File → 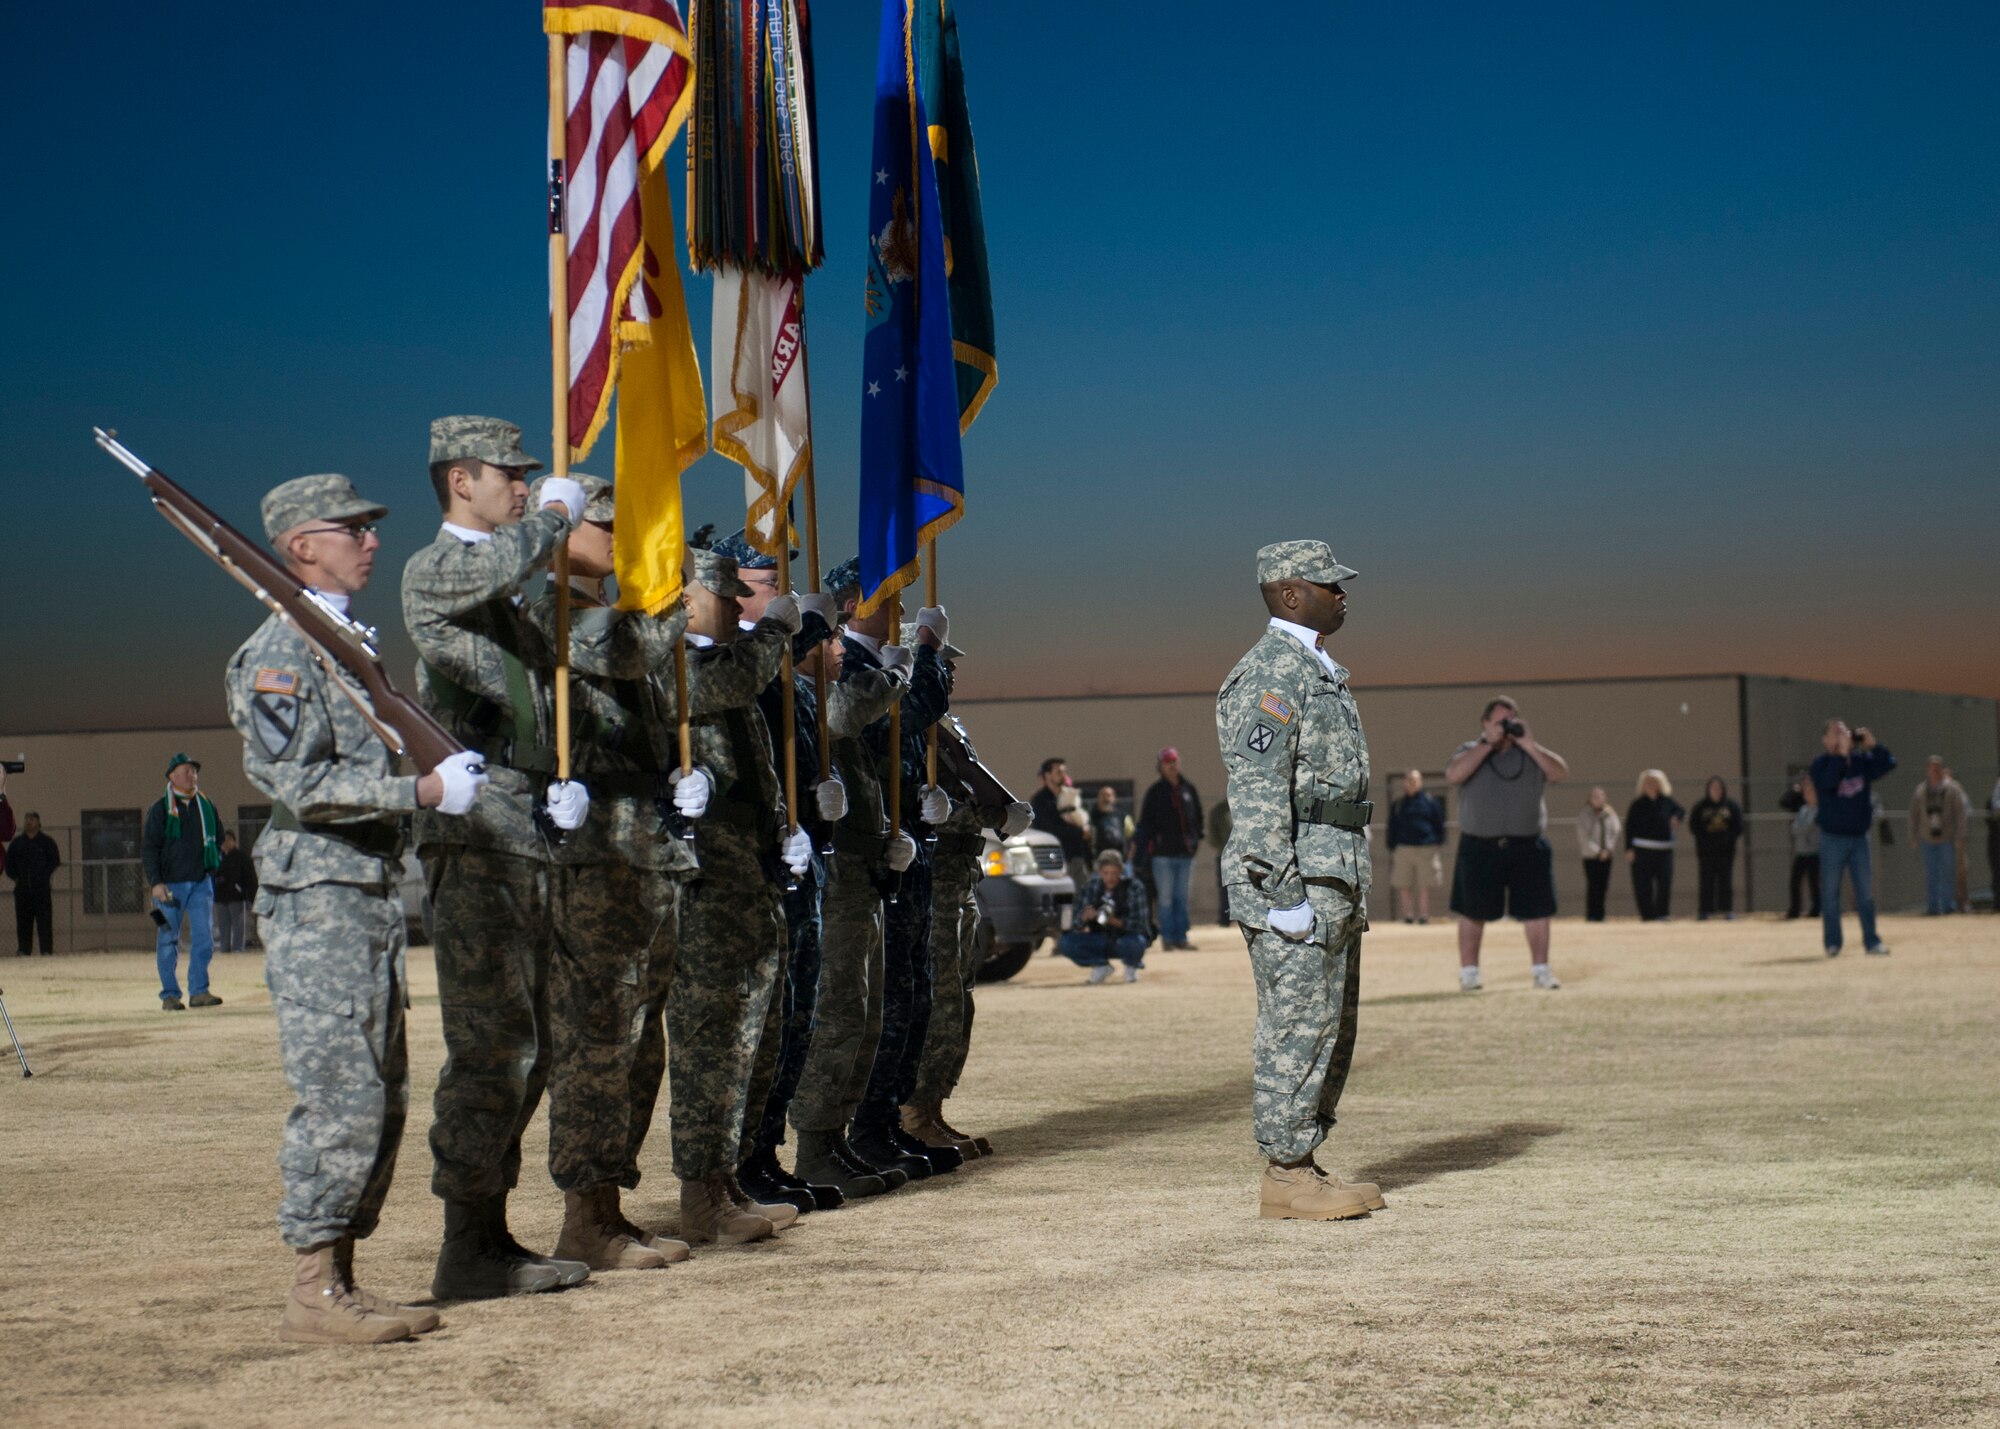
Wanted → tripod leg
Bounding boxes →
[0,990,31,1078]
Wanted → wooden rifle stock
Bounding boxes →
[933,717,1018,815]
[93,429,464,774]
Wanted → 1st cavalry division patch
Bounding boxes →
[1258,692,1294,724]
[253,668,300,696]
[1246,722,1277,753]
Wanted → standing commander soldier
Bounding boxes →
[1216,541,1383,1222]
[403,416,596,1300]
[227,473,489,1343]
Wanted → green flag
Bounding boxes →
[915,0,995,431]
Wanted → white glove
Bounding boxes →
[669,767,711,819]
[880,645,914,680]
[915,605,949,646]
[1266,899,1316,942]
[885,830,917,872]
[1000,801,1032,839]
[536,476,586,524]
[763,593,801,635]
[919,784,951,825]
[544,779,591,831]
[779,826,812,877]
[434,751,488,817]
[815,775,848,822]
[799,592,836,627]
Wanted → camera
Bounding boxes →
[1501,719,1526,738]
[0,755,23,774]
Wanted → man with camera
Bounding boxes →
[1058,848,1153,984]
[1444,697,1569,992]
[1807,719,1895,956]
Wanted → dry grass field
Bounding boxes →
[1,913,1996,1428]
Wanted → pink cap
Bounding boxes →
[1158,746,1180,763]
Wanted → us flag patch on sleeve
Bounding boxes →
[1258,692,1294,724]
[253,668,300,696]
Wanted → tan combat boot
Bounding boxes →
[1259,1162,1371,1221]
[279,1245,414,1344]
[332,1237,442,1334]
[1327,1170,1386,1211]
[724,1171,798,1231]
[901,1100,981,1160]
[679,1175,776,1245]
[554,1185,675,1270]
[606,1190,691,1263]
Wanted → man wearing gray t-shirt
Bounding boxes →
[1443,696,1570,992]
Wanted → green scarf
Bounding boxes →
[164,787,223,873]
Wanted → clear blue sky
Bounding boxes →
[4,1,1996,732]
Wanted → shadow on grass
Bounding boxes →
[1356,1121,1564,1190]
[986,1077,1250,1162]
[1749,956,1829,966]
[1365,990,1481,1007]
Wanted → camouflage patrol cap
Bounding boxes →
[261,473,389,544]
[688,547,754,597]
[428,415,543,471]
[530,471,615,523]
[900,621,966,659]
[710,527,796,571]
[824,556,861,595]
[1256,540,1358,586]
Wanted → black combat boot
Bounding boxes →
[768,1148,846,1211]
[834,1126,910,1189]
[795,1128,888,1199]
[849,1118,931,1182]
[737,1147,817,1216]
[431,1198,566,1301]
[892,1122,962,1174]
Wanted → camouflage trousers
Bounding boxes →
[547,861,678,1191]
[858,854,933,1125]
[427,845,672,1201]
[666,869,785,1178]
[788,861,884,1133]
[911,865,982,1104]
[746,879,825,1155]
[264,880,408,1249]
[1242,879,1364,1164]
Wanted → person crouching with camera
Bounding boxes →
[1058,849,1154,984]
[1443,697,1570,992]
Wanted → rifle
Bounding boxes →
[94,429,464,775]
[933,715,1019,816]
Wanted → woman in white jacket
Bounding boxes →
[1575,787,1622,922]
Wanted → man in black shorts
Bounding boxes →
[1443,696,1570,992]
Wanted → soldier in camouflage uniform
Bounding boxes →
[667,546,813,1244]
[522,474,704,1272]
[788,559,924,1195]
[228,473,491,1344]
[1216,540,1386,1222]
[401,416,598,1299]
[707,530,848,1215]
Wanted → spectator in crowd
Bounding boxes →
[1386,769,1445,925]
[1780,778,1821,919]
[1209,797,1233,925]
[1574,786,1621,923]
[1089,786,1129,863]
[1988,776,2000,912]
[1058,848,1153,984]
[1689,776,1745,921]
[1624,771,1682,922]
[212,830,258,952]
[0,767,12,854]
[1135,747,1204,951]
[8,808,61,957]
[1031,757,1092,886]
[1809,720,1895,957]
[1907,756,1968,916]
[1444,696,1569,992]
[143,752,224,1011]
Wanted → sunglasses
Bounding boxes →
[295,522,378,540]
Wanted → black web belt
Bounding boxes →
[1296,797,1374,831]
[268,801,405,862]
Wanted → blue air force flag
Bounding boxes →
[856,0,964,617]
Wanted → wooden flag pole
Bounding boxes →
[797,295,831,790]
[546,34,573,783]
[924,539,939,794]
[777,533,799,840]
[887,590,903,843]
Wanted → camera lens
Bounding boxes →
[1503,719,1526,737]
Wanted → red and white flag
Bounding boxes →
[547,0,694,460]
[712,269,811,554]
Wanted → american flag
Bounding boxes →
[546,0,693,460]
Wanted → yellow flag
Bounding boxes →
[614,162,708,615]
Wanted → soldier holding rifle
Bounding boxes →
[227,473,490,1344]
